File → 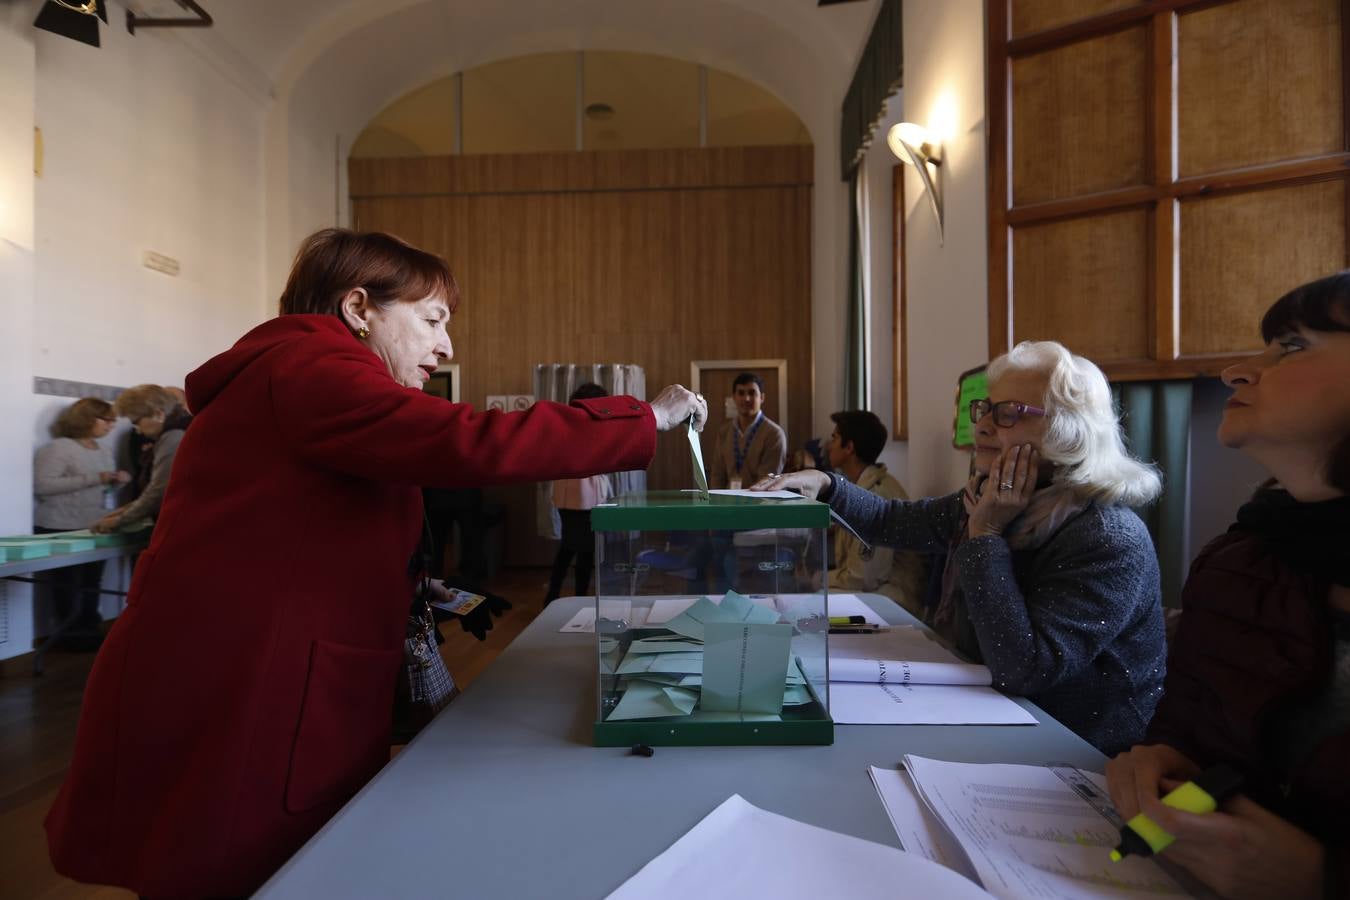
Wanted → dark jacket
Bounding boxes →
[827,475,1167,755]
[1146,524,1349,894]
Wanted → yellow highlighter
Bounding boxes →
[1110,764,1244,862]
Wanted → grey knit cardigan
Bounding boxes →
[826,473,1166,756]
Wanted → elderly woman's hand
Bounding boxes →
[965,443,1039,539]
[751,470,832,500]
[650,385,708,432]
[91,512,121,534]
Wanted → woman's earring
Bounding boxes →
[357,326,370,339]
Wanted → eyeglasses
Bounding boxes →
[970,399,1046,428]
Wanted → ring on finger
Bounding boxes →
[999,480,1014,491]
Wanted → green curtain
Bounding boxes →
[840,0,904,179]
[843,171,867,410]
[1111,381,1192,608]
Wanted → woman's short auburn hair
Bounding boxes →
[53,398,113,439]
[279,228,460,318]
[114,385,177,423]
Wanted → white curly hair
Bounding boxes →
[987,341,1162,507]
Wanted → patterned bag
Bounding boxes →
[392,599,457,744]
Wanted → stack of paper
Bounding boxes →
[560,591,877,634]
[870,757,1189,899]
[606,794,992,900]
[607,591,804,721]
[828,629,1036,726]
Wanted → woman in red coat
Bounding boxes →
[1107,273,1350,899]
[45,229,708,899]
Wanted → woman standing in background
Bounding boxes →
[33,398,130,649]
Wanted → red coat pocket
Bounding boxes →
[284,639,402,814]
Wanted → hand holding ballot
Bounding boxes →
[649,384,708,432]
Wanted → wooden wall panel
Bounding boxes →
[1010,0,1143,37]
[349,146,814,198]
[1011,26,1150,205]
[1012,209,1151,361]
[1179,179,1348,356]
[351,146,812,565]
[1178,0,1343,177]
[990,0,1350,381]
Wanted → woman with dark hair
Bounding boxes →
[1107,272,1350,899]
[46,229,708,899]
[34,398,130,648]
[545,383,613,605]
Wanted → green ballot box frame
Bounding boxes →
[590,491,835,748]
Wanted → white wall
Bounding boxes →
[0,7,39,660]
[0,8,274,660]
[33,18,270,387]
[888,0,989,498]
[863,95,910,484]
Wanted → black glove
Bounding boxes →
[453,599,494,641]
[483,591,511,618]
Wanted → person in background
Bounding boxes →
[164,385,188,411]
[33,398,130,649]
[708,372,786,489]
[129,385,188,493]
[93,385,191,533]
[756,341,1166,756]
[1107,273,1350,900]
[545,383,614,605]
[823,411,927,615]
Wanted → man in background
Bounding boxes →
[824,410,927,615]
[708,373,786,489]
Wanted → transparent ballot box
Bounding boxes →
[590,492,833,746]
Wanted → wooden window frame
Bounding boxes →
[987,0,1350,381]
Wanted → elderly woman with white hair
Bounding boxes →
[756,341,1165,754]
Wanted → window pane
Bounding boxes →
[707,70,810,147]
[583,52,699,150]
[351,78,457,158]
[463,53,575,154]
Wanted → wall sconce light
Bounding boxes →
[887,122,944,245]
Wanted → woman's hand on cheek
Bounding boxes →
[964,444,1039,539]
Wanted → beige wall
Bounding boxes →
[895,0,990,498]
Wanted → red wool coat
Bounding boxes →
[45,315,656,898]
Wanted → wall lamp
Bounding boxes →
[887,122,944,245]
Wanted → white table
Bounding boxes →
[258,594,1104,899]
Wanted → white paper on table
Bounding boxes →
[707,488,808,500]
[558,600,644,633]
[829,629,966,665]
[828,682,1037,725]
[902,755,1188,900]
[867,766,981,884]
[823,593,889,626]
[833,658,992,686]
[604,794,992,900]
